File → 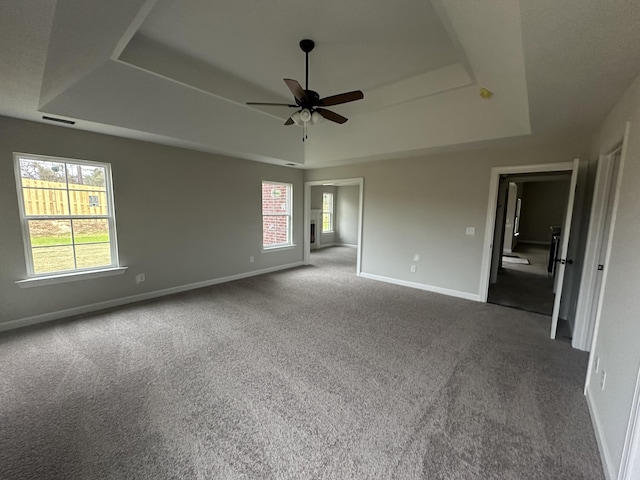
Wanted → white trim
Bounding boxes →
[13,152,121,278]
[577,126,629,353]
[550,158,580,339]
[262,180,293,249]
[585,125,630,387]
[619,366,640,479]
[360,272,481,302]
[586,389,616,480]
[304,177,364,275]
[15,266,128,288]
[261,244,296,253]
[479,162,574,302]
[0,262,303,332]
[573,155,610,350]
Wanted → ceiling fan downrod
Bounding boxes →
[299,39,315,91]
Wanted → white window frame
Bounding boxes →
[261,181,294,251]
[322,192,334,233]
[13,153,125,287]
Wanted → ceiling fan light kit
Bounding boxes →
[247,39,364,141]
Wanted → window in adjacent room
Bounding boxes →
[322,192,334,233]
[14,153,119,277]
[262,181,293,249]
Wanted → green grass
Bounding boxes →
[32,243,111,274]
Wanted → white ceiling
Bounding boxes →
[1,0,639,168]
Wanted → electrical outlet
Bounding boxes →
[466,227,476,235]
[135,273,145,284]
[600,370,607,390]
[410,265,417,273]
[250,256,255,263]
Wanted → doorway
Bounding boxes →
[304,178,363,275]
[488,175,571,318]
[479,160,580,339]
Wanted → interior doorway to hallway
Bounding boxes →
[479,160,582,340]
[303,178,363,276]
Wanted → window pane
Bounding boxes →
[22,188,70,216]
[262,183,289,215]
[263,215,290,246]
[274,216,290,244]
[32,245,75,274]
[323,213,331,231]
[68,190,108,215]
[323,193,333,213]
[28,220,72,247]
[67,164,106,189]
[19,158,66,188]
[73,219,110,244]
[263,216,277,246]
[75,243,111,269]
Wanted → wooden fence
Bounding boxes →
[22,179,108,216]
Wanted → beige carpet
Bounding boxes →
[0,247,603,479]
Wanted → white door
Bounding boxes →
[549,158,580,339]
[572,148,623,350]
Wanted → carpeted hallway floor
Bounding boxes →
[0,247,604,479]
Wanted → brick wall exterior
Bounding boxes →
[262,182,291,246]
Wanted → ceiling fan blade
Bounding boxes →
[247,102,297,107]
[284,78,307,103]
[316,108,348,124]
[284,117,295,125]
[318,90,364,107]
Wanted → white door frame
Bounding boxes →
[549,158,580,339]
[304,178,364,275]
[620,366,640,480]
[573,126,629,352]
[479,161,576,303]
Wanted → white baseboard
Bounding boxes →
[0,262,304,332]
[339,243,358,248]
[359,272,481,302]
[586,387,616,480]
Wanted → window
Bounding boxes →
[262,181,293,248]
[322,192,334,233]
[14,153,119,277]
[514,197,522,236]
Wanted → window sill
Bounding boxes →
[15,267,128,288]
[261,244,297,253]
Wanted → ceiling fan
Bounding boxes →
[247,39,364,140]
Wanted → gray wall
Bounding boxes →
[336,185,359,246]
[0,116,303,326]
[586,72,640,477]
[518,180,570,244]
[304,138,589,297]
